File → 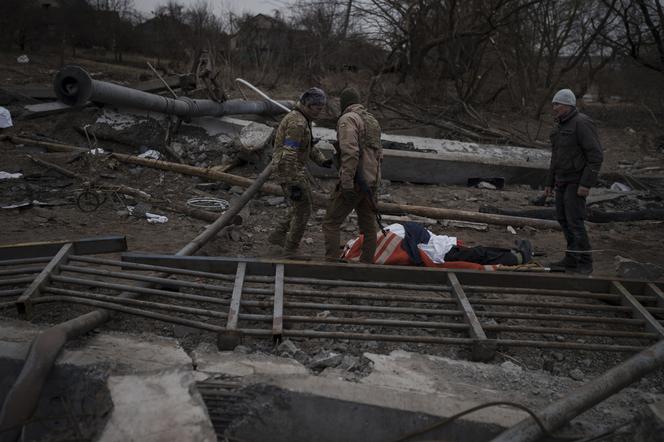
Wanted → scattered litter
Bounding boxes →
[468,177,505,189]
[128,205,168,223]
[186,197,229,212]
[16,54,29,64]
[441,220,488,231]
[88,148,106,156]
[0,106,13,128]
[507,226,517,234]
[610,182,631,192]
[0,171,22,180]
[477,181,497,190]
[146,213,168,223]
[138,149,161,160]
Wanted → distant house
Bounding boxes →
[231,14,289,55]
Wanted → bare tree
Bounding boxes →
[600,0,664,74]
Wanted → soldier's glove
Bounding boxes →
[321,159,334,169]
[289,185,303,201]
[342,189,355,203]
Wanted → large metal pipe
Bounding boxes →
[53,65,293,117]
[0,162,275,442]
[490,339,664,442]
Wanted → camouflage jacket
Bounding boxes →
[336,104,382,191]
[272,104,327,185]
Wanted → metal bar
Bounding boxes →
[72,255,235,283]
[0,236,126,260]
[32,295,223,332]
[226,262,246,330]
[481,309,643,325]
[465,286,634,303]
[0,266,44,277]
[0,277,34,287]
[273,264,284,337]
[490,339,664,442]
[0,257,51,267]
[612,281,664,338]
[449,273,487,340]
[44,287,227,319]
[485,325,656,340]
[60,264,236,293]
[646,283,664,309]
[448,273,492,360]
[279,330,644,352]
[51,275,230,305]
[469,298,662,314]
[229,312,653,340]
[75,256,461,304]
[16,243,73,318]
[121,254,648,298]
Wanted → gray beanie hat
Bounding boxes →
[340,87,361,112]
[552,88,576,107]
[300,87,327,106]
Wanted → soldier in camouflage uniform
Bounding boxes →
[323,87,383,263]
[268,87,333,255]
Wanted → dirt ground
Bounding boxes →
[1,52,664,440]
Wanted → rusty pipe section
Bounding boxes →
[0,162,275,442]
[53,65,293,117]
[490,338,664,442]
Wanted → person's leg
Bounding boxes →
[268,185,294,247]
[355,195,378,263]
[564,183,592,273]
[444,245,520,265]
[283,184,313,254]
[322,188,355,259]
[552,183,577,268]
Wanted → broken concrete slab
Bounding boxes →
[98,369,214,442]
[191,346,308,377]
[0,320,215,442]
[213,116,551,185]
[237,122,274,163]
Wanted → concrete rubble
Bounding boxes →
[3,319,662,441]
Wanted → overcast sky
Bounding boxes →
[132,0,289,18]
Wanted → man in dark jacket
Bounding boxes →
[544,89,603,274]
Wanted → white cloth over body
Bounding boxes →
[384,223,457,263]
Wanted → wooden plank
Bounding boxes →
[646,283,664,309]
[226,262,246,330]
[613,281,664,338]
[272,264,284,337]
[16,243,73,318]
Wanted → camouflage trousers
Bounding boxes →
[322,188,377,263]
[268,182,313,253]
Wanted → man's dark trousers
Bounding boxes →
[555,182,592,267]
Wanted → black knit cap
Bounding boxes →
[300,87,327,106]
[340,87,360,112]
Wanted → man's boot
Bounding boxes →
[571,251,593,275]
[515,239,533,264]
[548,254,577,270]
